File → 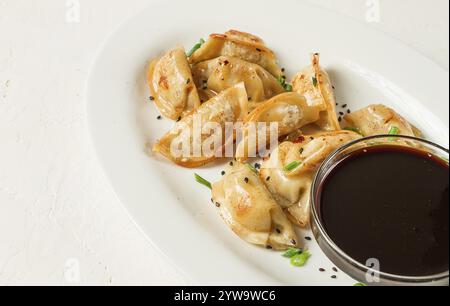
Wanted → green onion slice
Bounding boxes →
[186,38,206,57]
[246,163,258,174]
[282,248,303,258]
[312,76,318,87]
[194,173,212,190]
[284,161,301,172]
[290,251,311,267]
[388,126,400,135]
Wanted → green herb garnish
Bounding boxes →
[194,173,212,190]
[343,127,364,136]
[354,283,367,287]
[246,163,258,174]
[282,248,303,258]
[277,76,293,92]
[388,126,400,141]
[290,251,311,267]
[284,161,301,172]
[388,126,400,135]
[187,38,206,57]
[312,76,318,87]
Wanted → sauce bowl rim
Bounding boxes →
[310,134,449,284]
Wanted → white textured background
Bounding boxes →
[0,0,448,285]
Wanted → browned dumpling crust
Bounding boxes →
[191,56,285,107]
[292,53,340,131]
[260,130,362,227]
[148,47,201,120]
[153,83,248,168]
[343,104,422,137]
[236,92,322,162]
[188,30,283,77]
[212,161,299,250]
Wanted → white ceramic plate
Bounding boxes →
[87,0,449,285]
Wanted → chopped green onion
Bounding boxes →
[246,163,258,174]
[277,76,293,92]
[312,76,318,87]
[282,248,303,258]
[388,126,400,141]
[344,127,364,136]
[194,173,212,190]
[186,38,206,57]
[354,283,367,287]
[284,161,301,172]
[388,126,400,135]
[290,251,311,267]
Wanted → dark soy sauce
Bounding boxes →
[319,145,449,277]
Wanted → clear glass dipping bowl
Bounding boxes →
[310,135,449,286]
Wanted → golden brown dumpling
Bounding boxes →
[188,30,283,77]
[147,47,201,120]
[260,131,362,227]
[212,161,299,250]
[236,93,321,162]
[191,56,285,107]
[153,83,248,168]
[292,54,340,131]
[343,104,421,137]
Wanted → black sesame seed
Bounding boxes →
[266,245,273,250]
[339,112,344,116]
[216,203,221,208]
[266,177,271,181]
[310,137,314,140]
[338,117,342,122]
[244,177,249,184]
[186,78,191,84]
[342,104,348,108]
[177,117,182,122]
[256,48,262,52]
[221,171,226,176]
[331,275,337,279]
[276,229,281,234]
[319,268,326,272]
[300,148,304,154]
[281,68,286,73]
[248,97,252,101]
[347,109,351,114]
[229,161,234,167]
[254,163,261,170]
[149,96,155,101]
[333,267,339,273]
[157,115,162,120]
[291,240,297,245]
[305,236,312,241]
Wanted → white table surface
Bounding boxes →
[0,0,448,286]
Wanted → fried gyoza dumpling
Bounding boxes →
[191,56,285,107]
[147,47,201,120]
[236,93,321,162]
[292,54,340,131]
[212,161,299,250]
[153,83,248,168]
[188,30,283,77]
[260,131,362,227]
[343,104,421,137]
